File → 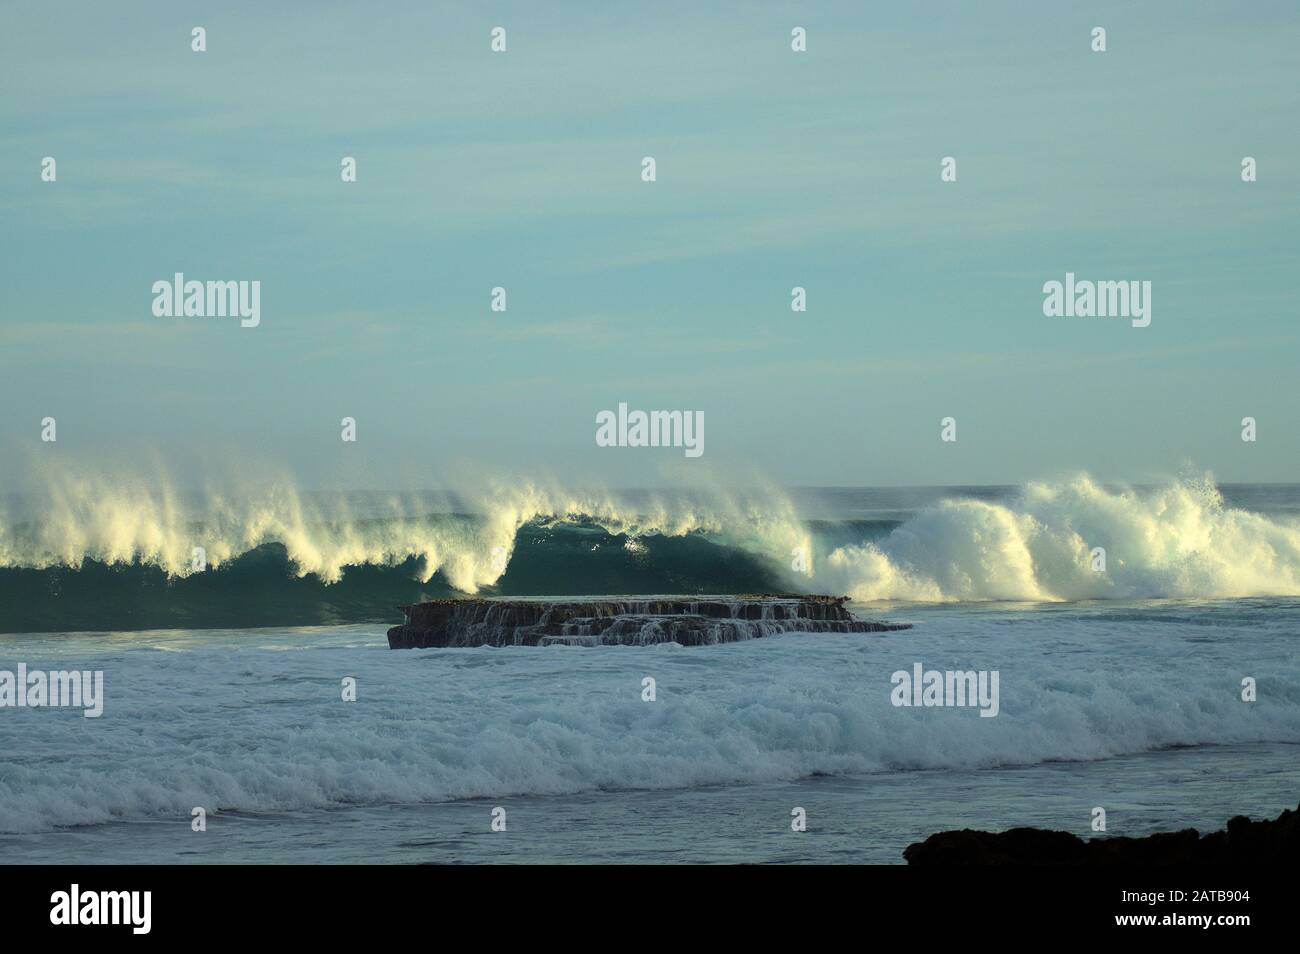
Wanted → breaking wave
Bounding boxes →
[2,468,1299,630]
[822,475,1300,602]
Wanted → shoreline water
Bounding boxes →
[3,742,1294,864]
[2,594,1297,862]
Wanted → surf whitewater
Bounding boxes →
[2,472,1300,632]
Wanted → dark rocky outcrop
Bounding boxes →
[387,594,911,648]
[903,801,1300,865]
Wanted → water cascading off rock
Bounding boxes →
[386,594,911,648]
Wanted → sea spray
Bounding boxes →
[0,466,812,593]
[822,474,1300,601]
[4,468,1300,607]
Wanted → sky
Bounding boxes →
[1,0,1297,492]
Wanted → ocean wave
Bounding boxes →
[0,468,805,591]
[822,475,1300,602]
[2,470,1300,632]
[1,620,1296,832]
[0,469,808,586]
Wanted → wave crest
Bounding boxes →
[823,475,1300,601]
[4,469,1300,609]
[0,468,811,594]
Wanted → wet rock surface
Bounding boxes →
[903,801,1300,865]
[387,594,911,648]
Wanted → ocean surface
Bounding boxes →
[1,477,1298,863]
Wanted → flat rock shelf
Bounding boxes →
[387,594,912,648]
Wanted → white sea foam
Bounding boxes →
[0,613,1295,833]
[822,475,1300,602]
